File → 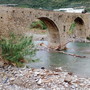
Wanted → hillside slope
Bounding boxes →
[0,0,90,11]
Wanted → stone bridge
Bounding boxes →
[0,6,90,49]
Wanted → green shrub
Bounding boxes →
[0,33,36,67]
[30,20,47,30]
[68,22,76,34]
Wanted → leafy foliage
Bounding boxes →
[0,33,36,67]
[30,20,47,30]
[0,0,90,11]
[68,22,76,34]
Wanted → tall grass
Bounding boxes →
[0,33,36,67]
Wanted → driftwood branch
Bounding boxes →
[55,41,86,58]
[39,41,86,58]
[53,50,86,58]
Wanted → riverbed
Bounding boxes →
[1,66,90,90]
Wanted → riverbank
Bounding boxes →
[0,66,90,90]
[1,30,90,90]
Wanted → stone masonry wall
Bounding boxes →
[0,6,90,49]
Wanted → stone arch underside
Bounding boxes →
[38,17,60,48]
[73,17,86,39]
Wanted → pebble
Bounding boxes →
[37,78,42,85]
[34,71,40,77]
[71,85,76,89]
[10,77,15,81]
[0,66,90,90]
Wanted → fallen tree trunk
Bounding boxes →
[39,41,86,58]
[50,40,86,58]
[53,50,86,58]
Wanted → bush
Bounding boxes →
[0,33,36,67]
[30,20,47,30]
[68,22,76,34]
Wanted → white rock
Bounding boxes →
[16,74,23,77]
[71,85,76,89]
[59,78,64,83]
[37,78,42,85]
[65,75,72,82]
[10,77,15,81]
[79,83,85,86]
[64,83,68,87]
[34,72,40,77]
[36,88,45,90]
[73,83,78,88]
[56,67,62,71]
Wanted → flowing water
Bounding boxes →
[27,41,90,77]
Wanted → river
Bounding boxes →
[26,41,90,77]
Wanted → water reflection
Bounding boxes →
[27,42,90,77]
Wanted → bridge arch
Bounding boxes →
[74,17,84,25]
[32,17,60,48]
[71,17,86,39]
